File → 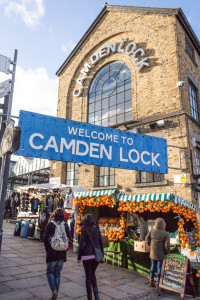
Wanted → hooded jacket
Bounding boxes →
[145,218,170,260]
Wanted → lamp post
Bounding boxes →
[0,49,18,252]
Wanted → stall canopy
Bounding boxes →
[74,190,196,212]
[74,189,117,198]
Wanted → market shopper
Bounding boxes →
[77,214,104,300]
[44,208,69,300]
[145,218,170,290]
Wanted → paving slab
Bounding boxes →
[99,285,131,299]
[0,266,28,276]
[0,290,34,300]
[27,285,66,300]
[59,281,87,298]
[3,276,47,289]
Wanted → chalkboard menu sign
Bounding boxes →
[162,254,186,290]
[159,254,195,300]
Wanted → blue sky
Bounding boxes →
[0,0,200,118]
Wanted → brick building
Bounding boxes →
[52,5,200,213]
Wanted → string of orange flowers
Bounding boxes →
[74,195,121,239]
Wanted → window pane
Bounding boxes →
[117,81,124,93]
[102,119,108,126]
[102,98,108,109]
[89,93,95,103]
[117,103,124,114]
[117,93,124,104]
[89,103,94,113]
[125,100,132,112]
[110,175,115,186]
[110,95,117,106]
[117,114,124,123]
[95,101,101,111]
[125,111,132,122]
[109,116,116,125]
[109,106,116,117]
[88,113,94,123]
[102,108,109,119]
[88,61,132,126]
[125,89,132,101]
[154,173,163,182]
[125,78,131,90]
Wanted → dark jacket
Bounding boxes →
[78,225,103,261]
[44,217,70,264]
[145,218,170,260]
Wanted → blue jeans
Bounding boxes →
[46,260,64,292]
[150,259,163,284]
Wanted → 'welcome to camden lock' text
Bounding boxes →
[29,126,160,167]
[73,38,150,99]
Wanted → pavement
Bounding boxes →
[0,221,198,300]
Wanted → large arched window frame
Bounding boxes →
[88,61,133,126]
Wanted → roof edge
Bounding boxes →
[56,5,200,76]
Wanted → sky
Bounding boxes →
[0,0,200,121]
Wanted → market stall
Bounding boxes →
[13,183,74,241]
[74,190,200,295]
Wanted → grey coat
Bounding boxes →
[145,218,170,260]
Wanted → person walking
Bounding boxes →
[44,208,69,300]
[77,214,104,300]
[145,217,170,290]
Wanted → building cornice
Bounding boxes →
[56,5,200,76]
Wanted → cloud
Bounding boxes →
[1,0,45,30]
[61,41,76,55]
[12,66,58,118]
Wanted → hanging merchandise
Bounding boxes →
[64,190,73,209]
[30,197,39,214]
[21,193,26,212]
[46,195,54,212]
[25,193,30,212]
[57,197,64,209]
[39,197,45,211]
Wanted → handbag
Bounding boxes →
[87,229,104,263]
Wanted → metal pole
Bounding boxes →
[0,49,18,252]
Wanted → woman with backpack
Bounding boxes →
[77,214,104,300]
[44,208,69,300]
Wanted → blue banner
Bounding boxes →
[16,110,168,173]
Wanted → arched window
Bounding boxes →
[88,61,132,126]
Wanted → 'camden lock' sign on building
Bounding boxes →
[16,110,168,174]
[73,38,149,99]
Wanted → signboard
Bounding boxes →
[0,54,11,74]
[174,174,186,184]
[159,254,195,299]
[0,125,21,157]
[16,110,168,173]
[49,177,60,185]
[0,124,14,157]
[0,79,11,98]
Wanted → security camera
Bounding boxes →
[177,81,186,87]
[76,162,83,167]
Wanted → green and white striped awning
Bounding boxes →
[74,189,117,198]
[118,192,196,212]
[73,190,196,212]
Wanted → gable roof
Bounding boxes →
[56,4,200,76]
